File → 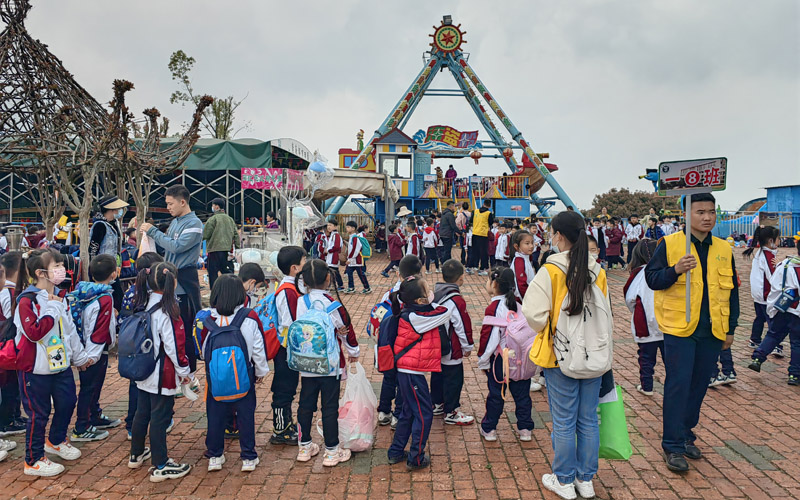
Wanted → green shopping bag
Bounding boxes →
[598,385,632,460]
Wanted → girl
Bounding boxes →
[197,275,269,473]
[0,251,27,436]
[623,240,663,396]
[294,259,359,467]
[15,249,91,477]
[127,262,192,483]
[522,211,611,500]
[387,275,451,470]
[477,268,534,442]
[744,226,782,351]
[510,230,536,300]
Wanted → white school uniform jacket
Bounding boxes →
[136,292,191,396]
[0,280,15,320]
[406,233,423,258]
[477,295,517,370]
[81,293,117,363]
[324,232,343,267]
[511,252,536,300]
[422,227,439,249]
[766,258,800,318]
[294,288,360,377]
[749,248,777,305]
[200,306,269,378]
[625,223,644,242]
[275,276,298,335]
[623,267,663,343]
[346,233,365,267]
[495,234,510,261]
[434,287,473,366]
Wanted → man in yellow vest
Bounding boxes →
[644,192,739,473]
[469,199,494,276]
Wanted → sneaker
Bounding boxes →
[406,453,431,471]
[91,414,122,429]
[270,425,298,445]
[345,288,355,294]
[636,384,653,396]
[789,375,800,386]
[149,459,191,483]
[45,439,81,460]
[241,457,259,472]
[128,447,151,469]
[322,446,351,467]
[296,442,320,462]
[542,473,577,500]
[748,340,759,349]
[0,449,6,462]
[709,374,726,387]
[166,418,174,434]
[390,415,398,430]
[479,427,497,442]
[71,426,109,442]
[127,430,132,441]
[465,268,474,275]
[748,359,762,372]
[0,439,17,452]
[337,287,346,292]
[425,271,432,275]
[0,420,26,436]
[432,403,444,416]
[478,271,488,276]
[380,272,389,278]
[208,454,226,471]
[722,373,737,385]
[224,428,239,439]
[444,411,475,426]
[361,288,372,294]
[387,451,408,465]
[530,380,543,392]
[24,457,65,477]
[772,345,785,358]
[518,429,532,442]
[575,479,595,498]
[378,412,392,426]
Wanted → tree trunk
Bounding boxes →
[78,206,91,281]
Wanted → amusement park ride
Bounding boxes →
[330,15,580,221]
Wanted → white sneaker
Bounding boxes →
[432,403,444,416]
[636,384,654,396]
[149,459,191,482]
[296,442,320,462]
[378,412,392,426]
[208,454,226,471]
[518,429,532,442]
[575,479,596,498]
[542,473,577,500]
[322,446,351,467]
[128,447,151,469]
[390,415,398,430]
[241,457,259,472]
[530,380,543,392]
[0,439,17,452]
[479,427,497,442]
[24,457,64,477]
[444,410,475,426]
[45,439,81,461]
[0,449,6,462]
[166,418,174,434]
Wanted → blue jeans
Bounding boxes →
[753,312,800,376]
[543,367,601,484]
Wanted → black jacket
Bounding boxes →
[439,207,459,239]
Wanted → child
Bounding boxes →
[405,221,423,260]
[605,219,625,269]
[422,218,440,275]
[323,221,345,292]
[625,214,644,265]
[646,217,664,240]
[588,218,607,262]
[748,238,800,385]
[494,224,511,267]
[744,227,782,351]
[624,240,664,395]
[0,262,17,461]
[510,230,536,300]
[15,249,91,477]
[478,268,534,442]
[387,275,451,470]
[127,261,192,482]
[294,259,359,466]
[271,246,306,445]
[197,275,269,472]
[344,221,371,294]
[432,260,474,425]
[71,254,120,442]
[488,223,498,268]
[465,224,474,274]
[377,255,421,428]
[239,262,267,308]
[382,224,405,278]
[375,223,387,253]
[0,251,27,436]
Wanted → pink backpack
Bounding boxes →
[482,311,540,382]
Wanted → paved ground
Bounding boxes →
[1,248,799,500]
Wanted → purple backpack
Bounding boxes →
[482,311,539,381]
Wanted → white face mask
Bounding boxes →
[590,252,599,261]
[550,235,561,253]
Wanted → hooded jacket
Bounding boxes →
[422,227,439,249]
[433,283,473,365]
[394,303,450,374]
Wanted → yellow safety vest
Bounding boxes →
[653,232,735,341]
[473,210,491,237]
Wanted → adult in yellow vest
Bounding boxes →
[644,193,739,473]
[469,199,494,276]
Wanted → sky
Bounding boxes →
[23,0,800,211]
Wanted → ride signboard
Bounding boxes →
[657,157,727,196]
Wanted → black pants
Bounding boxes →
[112,279,124,312]
[125,380,137,431]
[472,235,489,270]
[0,372,21,427]
[207,387,257,459]
[751,302,769,344]
[297,376,340,448]
[481,355,533,432]
[346,265,370,290]
[271,346,299,433]
[424,248,440,271]
[627,241,638,264]
[18,370,76,465]
[75,353,108,433]
[382,259,401,275]
[439,237,453,263]
[430,363,465,414]
[329,266,344,289]
[607,255,625,268]
[178,294,198,373]
[131,389,174,468]
[637,341,665,393]
[460,240,468,265]
[207,251,229,290]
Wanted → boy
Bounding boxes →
[323,221,345,291]
[421,218,440,275]
[588,218,607,262]
[494,224,510,266]
[382,224,405,278]
[432,259,474,425]
[375,223,387,253]
[646,217,665,240]
[344,221,371,294]
[405,221,423,259]
[605,219,625,269]
[71,254,119,442]
[625,214,644,265]
[239,262,266,308]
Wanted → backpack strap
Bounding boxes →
[232,307,252,329]
[436,292,458,306]
[481,316,507,327]
[326,301,342,314]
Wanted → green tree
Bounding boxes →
[588,188,679,219]
[168,50,247,140]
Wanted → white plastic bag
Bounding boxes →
[139,232,156,254]
[329,362,377,452]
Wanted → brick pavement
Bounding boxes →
[1,248,799,499]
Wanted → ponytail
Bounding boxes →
[391,275,426,314]
[551,211,591,316]
[744,226,780,259]
[490,267,518,312]
[150,262,180,320]
[390,290,402,315]
[131,267,150,312]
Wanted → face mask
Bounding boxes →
[114,208,124,220]
[590,252,599,261]
[46,268,66,286]
[426,291,435,304]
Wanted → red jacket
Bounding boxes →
[605,227,623,257]
[488,230,497,254]
[388,233,405,261]
[394,304,450,373]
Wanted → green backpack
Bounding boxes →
[357,235,372,260]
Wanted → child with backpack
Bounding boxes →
[292,259,359,467]
[422,218,441,275]
[381,224,406,278]
[431,259,474,425]
[623,240,664,396]
[239,262,267,308]
[70,254,120,443]
[322,221,345,292]
[744,227,783,352]
[14,249,92,477]
[196,275,269,472]
[0,251,27,436]
[510,230,536,300]
[522,211,613,500]
[477,267,534,442]
[405,221,423,260]
[386,275,451,470]
[126,262,192,483]
[0,262,18,461]
[344,221,371,294]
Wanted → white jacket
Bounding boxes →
[625,223,644,242]
[749,248,777,305]
[201,305,269,378]
[766,258,800,318]
[477,295,513,371]
[136,292,192,396]
[81,296,117,363]
[495,233,510,261]
[623,269,663,343]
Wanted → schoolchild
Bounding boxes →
[0,252,26,436]
[344,221,371,294]
[322,221,345,292]
[743,227,782,351]
[422,218,441,274]
[510,230,536,300]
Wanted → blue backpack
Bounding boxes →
[118,305,162,382]
[287,295,341,376]
[201,308,253,402]
[66,282,112,342]
[252,282,295,348]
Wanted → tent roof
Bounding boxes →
[153,137,312,171]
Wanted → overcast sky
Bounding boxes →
[24,0,799,211]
